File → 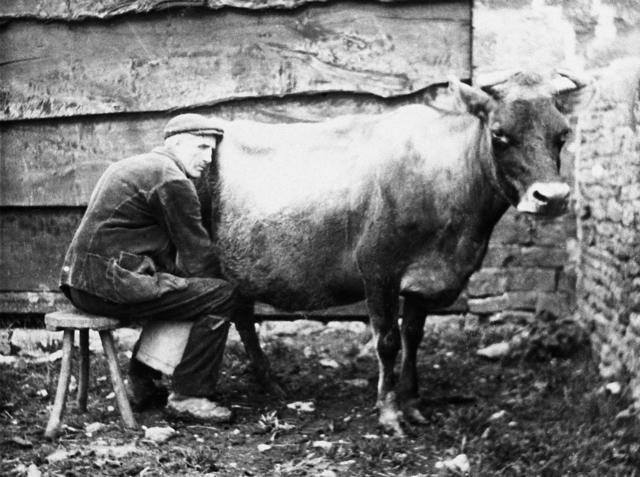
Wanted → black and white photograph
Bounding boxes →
[1,0,639,475]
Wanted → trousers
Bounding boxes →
[67,277,236,397]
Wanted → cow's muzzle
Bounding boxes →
[516,182,570,216]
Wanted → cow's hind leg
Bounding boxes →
[398,296,428,424]
[365,280,404,436]
[234,300,286,398]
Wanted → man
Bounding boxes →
[60,113,235,423]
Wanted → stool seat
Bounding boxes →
[45,310,123,331]
[44,308,137,438]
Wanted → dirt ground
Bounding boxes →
[1,318,639,477]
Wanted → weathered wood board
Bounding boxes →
[0,1,470,120]
[0,0,472,314]
[0,208,83,291]
[0,0,447,20]
[0,88,444,207]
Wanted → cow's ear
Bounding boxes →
[552,69,598,115]
[449,76,495,121]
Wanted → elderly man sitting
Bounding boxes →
[60,113,235,422]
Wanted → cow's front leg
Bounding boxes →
[364,280,404,436]
[398,296,428,424]
[234,300,286,398]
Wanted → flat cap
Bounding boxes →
[164,113,225,139]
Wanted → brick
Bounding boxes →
[489,310,535,325]
[467,268,508,297]
[508,268,557,292]
[606,198,624,223]
[468,295,509,314]
[622,207,636,227]
[468,267,559,299]
[505,291,540,310]
[491,211,532,245]
[530,219,571,246]
[535,292,573,317]
[621,184,640,201]
[482,245,568,268]
[557,268,576,295]
[0,330,11,355]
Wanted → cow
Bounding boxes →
[197,71,588,435]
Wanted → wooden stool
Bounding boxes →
[44,309,137,438]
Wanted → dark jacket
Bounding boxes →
[60,146,218,304]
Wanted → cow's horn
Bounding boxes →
[474,69,520,89]
[552,69,594,93]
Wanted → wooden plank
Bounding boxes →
[0,0,450,21]
[0,87,445,206]
[0,208,83,291]
[0,2,470,120]
[0,1,331,20]
[0,292,70,314]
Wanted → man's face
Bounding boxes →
[172,134,218,178]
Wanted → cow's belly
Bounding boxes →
[216,208,365,311]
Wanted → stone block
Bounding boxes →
[536,292,573,317]
[505,291,540,310]
[621,207,636,227]
[468,267,556,297]
[0,329,11,355]
[482,245,568,268]
[425,314,467,332]
[468,295,509,314]
[556,267,577,294]
[491,211,532,244]
[508,268,557,292]
[467,268,508,297]
[621,183,640,201]
[606,198,624,223]
[530,219,571,246]
[489,310,535,325]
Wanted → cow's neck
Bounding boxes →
[437,113,510,235]
[425,114,510,270]
[466,121,511,234]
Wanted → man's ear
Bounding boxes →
[448,76,495,121]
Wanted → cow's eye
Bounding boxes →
[491,130,511,147]
[556,129,571,149]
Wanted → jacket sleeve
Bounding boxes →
[150,177,220,277]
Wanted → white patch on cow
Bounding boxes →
[217,106,477,218]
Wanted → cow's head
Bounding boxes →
[449,70,591,216]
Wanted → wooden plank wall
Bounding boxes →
[0,0,472,313]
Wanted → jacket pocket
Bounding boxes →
[105,253,188,304]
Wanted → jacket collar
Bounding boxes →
[152,146,188,176]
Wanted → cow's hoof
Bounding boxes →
[404,403,428,425]
[378,395,406,437]
[378,407,406,437]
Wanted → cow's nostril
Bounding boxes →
[532,190,549,203]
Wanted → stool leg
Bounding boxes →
[45,329,74,439]
[99,330,137,429]
[77,329,89,411]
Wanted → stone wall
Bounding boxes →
[576,59,640,403]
